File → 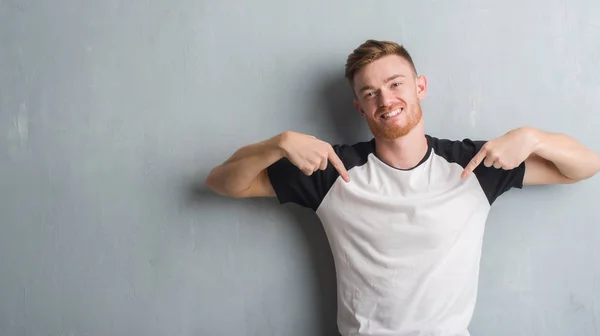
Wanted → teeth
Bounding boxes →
[382,109,402,119]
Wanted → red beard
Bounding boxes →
[366,103,423,140]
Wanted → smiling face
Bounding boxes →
[351,54,427,140]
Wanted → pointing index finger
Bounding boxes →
[461,147,487,179]
[327,147,350,182]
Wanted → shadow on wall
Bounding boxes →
[187,181,340,336]
[314,70,370,146]
[184,69,369,336]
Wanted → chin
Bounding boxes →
[384,128,412,139]
[369,124,412,140]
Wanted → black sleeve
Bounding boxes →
[437,138,526,205]
[266,144,347,211]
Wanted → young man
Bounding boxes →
[206,39,600,336]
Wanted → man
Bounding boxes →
[205,39,600,336]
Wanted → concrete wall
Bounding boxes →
[1,0,599,335]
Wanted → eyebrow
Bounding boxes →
[358,74,406,93]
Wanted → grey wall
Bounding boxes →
[1,1,599,335]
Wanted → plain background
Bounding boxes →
[1,0,599,335]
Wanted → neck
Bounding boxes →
[374,119,428,170]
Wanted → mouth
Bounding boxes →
[380,107,403,120]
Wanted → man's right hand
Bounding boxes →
[277,131,350,182]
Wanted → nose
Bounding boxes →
[378,88,396,107]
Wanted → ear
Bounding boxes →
[416,75,427,100]
[353,98,366,117]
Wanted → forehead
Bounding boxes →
[353,55,414,89]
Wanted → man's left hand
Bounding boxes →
[461,127,539,179]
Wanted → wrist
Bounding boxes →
[522,126,544,154]
[269,132,289,159]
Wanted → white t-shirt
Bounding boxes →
[267,135,525,336]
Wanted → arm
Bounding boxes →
[205,131,350,198]
[524,128,600,185]
[205,135,283,198]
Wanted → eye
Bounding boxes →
[391,82,402,88]
[364,91,376,99]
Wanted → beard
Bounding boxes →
[366,103,423,140]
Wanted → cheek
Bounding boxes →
[394,87,415,100]
[358,100,377,115]
[366,106,379,118]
